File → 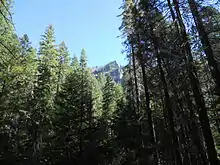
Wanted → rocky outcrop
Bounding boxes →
[92,61,123,83]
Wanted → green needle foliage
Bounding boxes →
[0,0,220,164]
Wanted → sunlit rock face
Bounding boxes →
[92,61,123,83]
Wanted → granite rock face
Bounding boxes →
[92,61,123,83]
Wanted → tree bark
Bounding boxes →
[151,31,183,165]
[131,42,140,113]
[188,0,220,95]
[137,41,158,165]
[166,1,209,164]
[172,0,219,164]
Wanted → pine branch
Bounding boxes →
[0,0,15,29]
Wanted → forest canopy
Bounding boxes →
[0,0,220,165]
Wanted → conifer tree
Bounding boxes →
[57,41,70,92]
[27,25,59,163]
[1,0,220,164]
[102,75,116,118]
[38,25,59,96]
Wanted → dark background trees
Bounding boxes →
[0,0,220,164]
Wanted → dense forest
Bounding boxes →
[0,0,220,164]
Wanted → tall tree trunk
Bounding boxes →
[183,87,208,165]
[139,53,155,144]
[166,1,209,164]
[137,43,158,165]
[172,0,219,164]
[131,42,140,113]
[128,57,136,112]
[163,59,193,165]
[188,0,220,95]
[151,30,183,165]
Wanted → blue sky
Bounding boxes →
[13,0,127,67]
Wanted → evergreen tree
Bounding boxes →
[1,0,220,164]
[57,41,70,92]
[102,75,116,118]
[38,25,59,96]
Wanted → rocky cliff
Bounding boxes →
[92,61,123,83]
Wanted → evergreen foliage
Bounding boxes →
[0,0,220,164]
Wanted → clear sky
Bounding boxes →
[13,0,127,67]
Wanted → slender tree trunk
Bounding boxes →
[171,0,219,164]
[183,87,208,165]
[139,52,155,144]
[188,0,220,94]
[166,1,209,164]
[151,30,183,165]
[128,57,136,112]
[137,43,158,165]
[131,42,140,113]
[163,59,193,165]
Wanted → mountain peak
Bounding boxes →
[92,61,123,83]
